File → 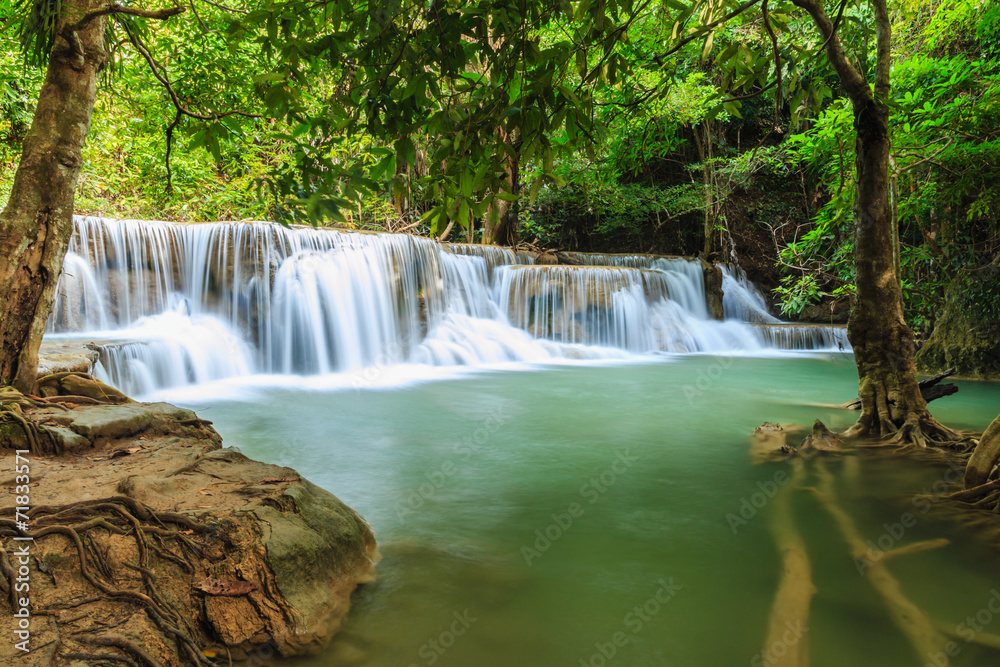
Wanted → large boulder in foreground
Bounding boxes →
[0,393,377,665]
[916,263,1000,379]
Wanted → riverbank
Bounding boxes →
[0,379,377,665]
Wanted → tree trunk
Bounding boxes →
[691,125,712,257]
[842,97,930,438]
[486,127,521,246]
[0,2,108,392]
[840,86,956,443]
[793,0,958,445]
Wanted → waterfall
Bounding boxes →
[47,216,850,395]
[720,265,781,324]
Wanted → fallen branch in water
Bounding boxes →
[841,368,957,410]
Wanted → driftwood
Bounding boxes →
[841,368,958,410]
[553,252,585,265]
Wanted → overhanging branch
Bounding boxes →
[69,3,185,33]
[652,0,763,65]
[791,0,869,103]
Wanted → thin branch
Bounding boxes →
[871,0,891,99]
[120,21,260,122]
[652,0,763,65]
[791,0,869,103]
[575,0,653,94]
[720,78,778,103]
[761,0,782,124]
[895,137,955,173]
[164,109,183,192]
[817,0,850,55]
[193,0,248,14]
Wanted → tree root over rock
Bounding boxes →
[0,498,214,666]
[0,393,378,665]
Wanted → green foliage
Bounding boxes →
[0,0,997,347]
[955,265,1000,323]
[778,1,1000,328]
[773,274,823,316]
[12,0,62,66]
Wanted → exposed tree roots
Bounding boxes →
[843,407,971,451]
[0,497,216,666]
[1,380,129,456]
[762,465,813,667]
[812,461,948,662]
[753,433,1000,664]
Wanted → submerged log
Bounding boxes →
[841,367,958,410]
[553,251,584,265]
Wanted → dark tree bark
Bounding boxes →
[0,1,110,392]
[792,0,957,444]
[485,127,521,246]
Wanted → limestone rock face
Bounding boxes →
[790,297,850,324]
[37,341,100,376]
[917,264,1000,379]
[700,259,724,320]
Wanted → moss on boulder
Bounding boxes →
[916,263,1000,379]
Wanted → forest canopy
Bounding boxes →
[1,0,998,330]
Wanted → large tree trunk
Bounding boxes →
[842,98,954,443]
[0,2,108,392]
[794,0,957,445]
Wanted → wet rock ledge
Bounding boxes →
[0,378,377,665]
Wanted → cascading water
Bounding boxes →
[572,254,849,351]
[720,265,781,323]
[47,216,850,396]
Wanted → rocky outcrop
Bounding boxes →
[700,259,724,320]
[37,341,100,376]
[0,387,376,665]
[789,297,850,324]
[916,263,1000,379]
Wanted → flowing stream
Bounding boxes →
[41,217,1000,666]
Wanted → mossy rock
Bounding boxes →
[916,263,1000,379]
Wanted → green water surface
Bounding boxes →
[177,355,1000,667]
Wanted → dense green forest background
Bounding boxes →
[1,0,997,333]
